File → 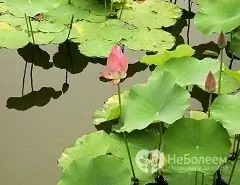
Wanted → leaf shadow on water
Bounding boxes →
[18,43,53,69]
[162,13,187,49]
[192,41,220,60]
[53,40,106,74]
[6,87,62,111]
[190,85,217,112]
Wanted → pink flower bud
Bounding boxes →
[100,44,128,84]
[205,71,216,93]
[217,32,227,49]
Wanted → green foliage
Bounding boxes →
[120,70,190,132]
[163,118,231,174]
[194,0,240,34]
[211,93,240,135]
[0,0,181,57]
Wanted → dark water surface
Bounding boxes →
[0,1,239,185]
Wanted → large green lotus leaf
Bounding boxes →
[93,91,129,125]
[164,172,212,185]
[141,44,195,65]
[33,32,54,45]
[163,118,231,174]
[0,14,25,27]
[109,130,159,185]
[58,155,131,185]
[37,21,65,33]
[122,28,175,51]
[79,38,115,57]
[119,70,190,132]
[223,67,240,82]
[154,57,240,94]
[97,19,135,42]
[230,28,240,57]
[5,0,61,17]
[44,3,90,25]
[71,21,100,43]
[0,30,28,48]
[0,2,7,13]
[58,131,111,170]
[120,0,181,28]
[211,93,240,135]
[194,0,240,34]
[221,160,240,185]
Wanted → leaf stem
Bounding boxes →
[104,0,107,20]
[207,93,212,118]
[68,0,71,4]
[229,31,234,69]
[228,134,240,185]
[201,173,204,185]
[24,14,30,37]
[117,83,137,183]
[195,171,198,185]
[119,0,126,20]
[218,48,223,94]
[66,14,74,41]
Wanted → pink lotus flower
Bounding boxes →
[100,44,128,84]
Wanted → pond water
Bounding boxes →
[0,1,239,185]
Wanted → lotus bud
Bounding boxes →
[217,32,227,49]
[205,71,216,93]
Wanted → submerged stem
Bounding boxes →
[117,83,137,182]
[218,48,223,94]
[207,93,212,118]
[228,135,240,185]
[28,16,35,92]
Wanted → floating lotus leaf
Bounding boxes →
[0,2,7,13]
[37,21,65,33]
[80,38,115,57]
[120,70,190,132]
[93,91,129,125]
[211,93,240,135]
[44,3,90,25]
[122,28,175,51]
[120,0,182,28]
[194,0,240,34]
[5,0,61,17]
[141,44,195,65]
[33,32,54,45]
[58,155,131,185]
[0,30,28,48]
[163,118,231,174]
